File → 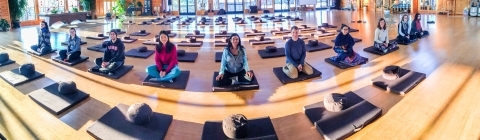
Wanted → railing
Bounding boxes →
[20,7,37,21]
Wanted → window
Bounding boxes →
[197,0,207,10]
[104,1,116,14]
[245,0,255,7]
[172,0,179,11]
[214,0,226,10]
[21,0,36,21]
[68,0,79,12]
[316,0,327,8]
[38,0,66,14]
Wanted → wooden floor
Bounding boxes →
[1,10,480,140]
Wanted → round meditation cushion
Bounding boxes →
[156,17,161,20]
[308,40,319,46]
[255,36,265,41]
[190,37,197,43]
[19,63,35,76]
[165,30,172,34]
[220,30,227,34]
[317,28,326,33]
[128,21,133,23]
[194,30,201,35]
[263,15,269,17]
[295,17,300,20]
[201,21,205,25]
[202,17,206,20]
[323,93,347,112]
[176,16,180,18]
[286,16,292,19]
[301,25,307,28]
[123,36,131,40]
[265,46,277,53]
[177,50,186,56]
[182,21,186,25]
[222,114,248,139]
[278,27,283,31]
[151,19,155,22]
[97,33,104,37]
[250,16,255,18]
[0,52,9,62]
[137,46,148,52]
[382,65,400,80]
[251,29,258,33]
[322,23,328,27]
[58,81,77,95]
[166,19,171,22]
[127,103,153,125]
[114,29,121,33]
[162,15,166,18]
[140,30,146,33]
[142,21,147,24]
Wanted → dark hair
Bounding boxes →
[69,28,77,37]
[156,30,175,53]
[414,13,421,21]
[377,18,386,30]
[226,33,244,51]
[291,26,299,31]
[402,14,409,22]
[41,21,49,32]
[340,24,350,34]
[109,29,118,36]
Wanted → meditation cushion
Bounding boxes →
[98,33,104,37]
[0,52,9,62]
[254,17,260,20]
[322,23,328,26]
[323,93,347,112]
[142,21,147,24]
[278,14,283,16]
[128,21,133,23]
[19,63,35,76]
[127,103,153,125]
[58,81,77,95]
[317,28,326,33]
[189,37,197,43]
[220,30,227,34]
[286,16,292,19]
[218,17,223,20]
[239,20,245,24]
[301,25,307,28]
[194,30,201,35]
[382,65,400,80]
[156,17,161,20]
[137,46,148,52]
[250,16,255,18]
[166,19,171,22]
[255,36,265,41]
[295,17,300,20]
[165,30,172,34]
[163,15,166,18]
[263,15,269,17]
[252,29,258,33]
[114,29,121,33]
[278,27,284,31]
[222,114,248,139]
[151,19,155,22]
[177,50,186,56]
[265,46,277,53]
[140,30,146,34]
[220,21,225,24]
[222,37,229,43]
[269,17,275,20]
[176,16,180,18]
[200,21,205,24]
[123,36,131,39]
[308,40,319,46]
[181,21,186,25]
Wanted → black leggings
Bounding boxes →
[216,69,251,87]
[59,50,81,61]
[94,58,124,73]
[396,35,411,44]
[415,31,429,38]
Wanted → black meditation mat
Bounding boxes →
[305,42,333,52]
[138,22,152,25]
[304,91,365,123]
[201,116,278,140]
[318,24,338,28]
[88,65,134,79]
[324,57,355,69]
[177,41,203,47]
[142,71,190,89]
[258,48,285,59]
[0,59,15,67]
[212,71,260,92]
[290,19,304,21]
[125,49,154,58]
[336,28,359,32]
[331,38,362,43]
[363,46,399,55]
[0,69,45,86]
[178,52,198,62]
[185,33,206,38]
[122,38,138,43]
[303,91,382,140]
[51,55,89,66]
[371,68,426,95]
[214,33,232,38]
[106,31,126,34]
[215,52,222,62]
[142,41,159,45]
[28,82,90,115]
[270,30,290,35]
[129,32,151,36]
[86,36,108,40]
[28,49,57,56]
[168,33,177,37]
[272,64,322,84]
[397,38,417,45]
[244,32,266,36]
[214,41,228,46]
[282,36,308,40]
[86,103,173,140]
[86,44,106,52]
[61,41,87,46]
[249,39,275,45]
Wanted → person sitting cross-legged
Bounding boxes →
[215,33,253,86]
[146,30,181,83]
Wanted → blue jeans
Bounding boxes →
[146,64,181,81]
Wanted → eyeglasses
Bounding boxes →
[342,29,349,31]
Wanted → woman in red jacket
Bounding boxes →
[146,30,181,82]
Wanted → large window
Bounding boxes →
[179,0,195,14]
[260,0,273,9]
[245,0,255,7]
[227,0,243,13]
[172,0,179,11]
[21,0,36,21]
[419,0,435,10]
[197,0,207,10]
[214,0,226,10]
[316,0,328,9]
[68,0,79,12]
[39,0,66,14]
[274,0,293,12]
[103,1,116,14]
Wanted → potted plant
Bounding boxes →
[50,7,59,14]
[8,0,28,28]
[136,1,143,10]
[0,19,10,31]
[79,0,93,11]
[72,6,79,12]
[113,0,126,18]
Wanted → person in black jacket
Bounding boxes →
[410,13,429,39]
[89,30,125,74]
[397,14,413,44]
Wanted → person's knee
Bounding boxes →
[146,65,158,73]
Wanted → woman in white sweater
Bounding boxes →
[374,18,397,53]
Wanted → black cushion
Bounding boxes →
[286,16,291,19]
[363,45,399,55]
[98,33,104,37]
[123,36,131,39]
[125,49,154,58]
[212,71,260,92]
[128,21,133,23]
[0,52,9,62]
[258,48,285,59]
[177,52,198,62]
[190,37,197,43]
[382,66,400,80]
[177,50,186,56]
[223,114,248,139]
[58,81,77,95]
[194,30,201,35]
[201,117,278,140]
[256,36,265,41]
[165,30,172,34]
[142,21,147,24]
[86,103,173,140]
[272,64,322,84]
[19,63,35,76]
[140,30,146,33]
[127,103,153,125]
[308,40,318,46]
[28,82,89,115]
[142,71,190,89]
[252,29,258,33]
[129,32,151,36]
[278,27,284,31]
[215,52,223,62]
[0,58,14,67]
[371,68,426,95]
[151,19,155,22]
[88,65,134,79]
[137,46,148,52]
[301,25,307,28]
[324,93,347,112]
[265,46,277,53]
[220,30,227,34]
[322,23,329,26]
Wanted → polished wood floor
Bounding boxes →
[1,10,480,140]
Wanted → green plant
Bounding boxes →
[79,0,94,11]
[0,19,10,31]
[112,0,126,16]
[136,1,142,8]
[50,8,59,14]
[72,6,79,12]
[8,0,28,21]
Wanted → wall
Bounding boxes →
[0,0,11,23]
